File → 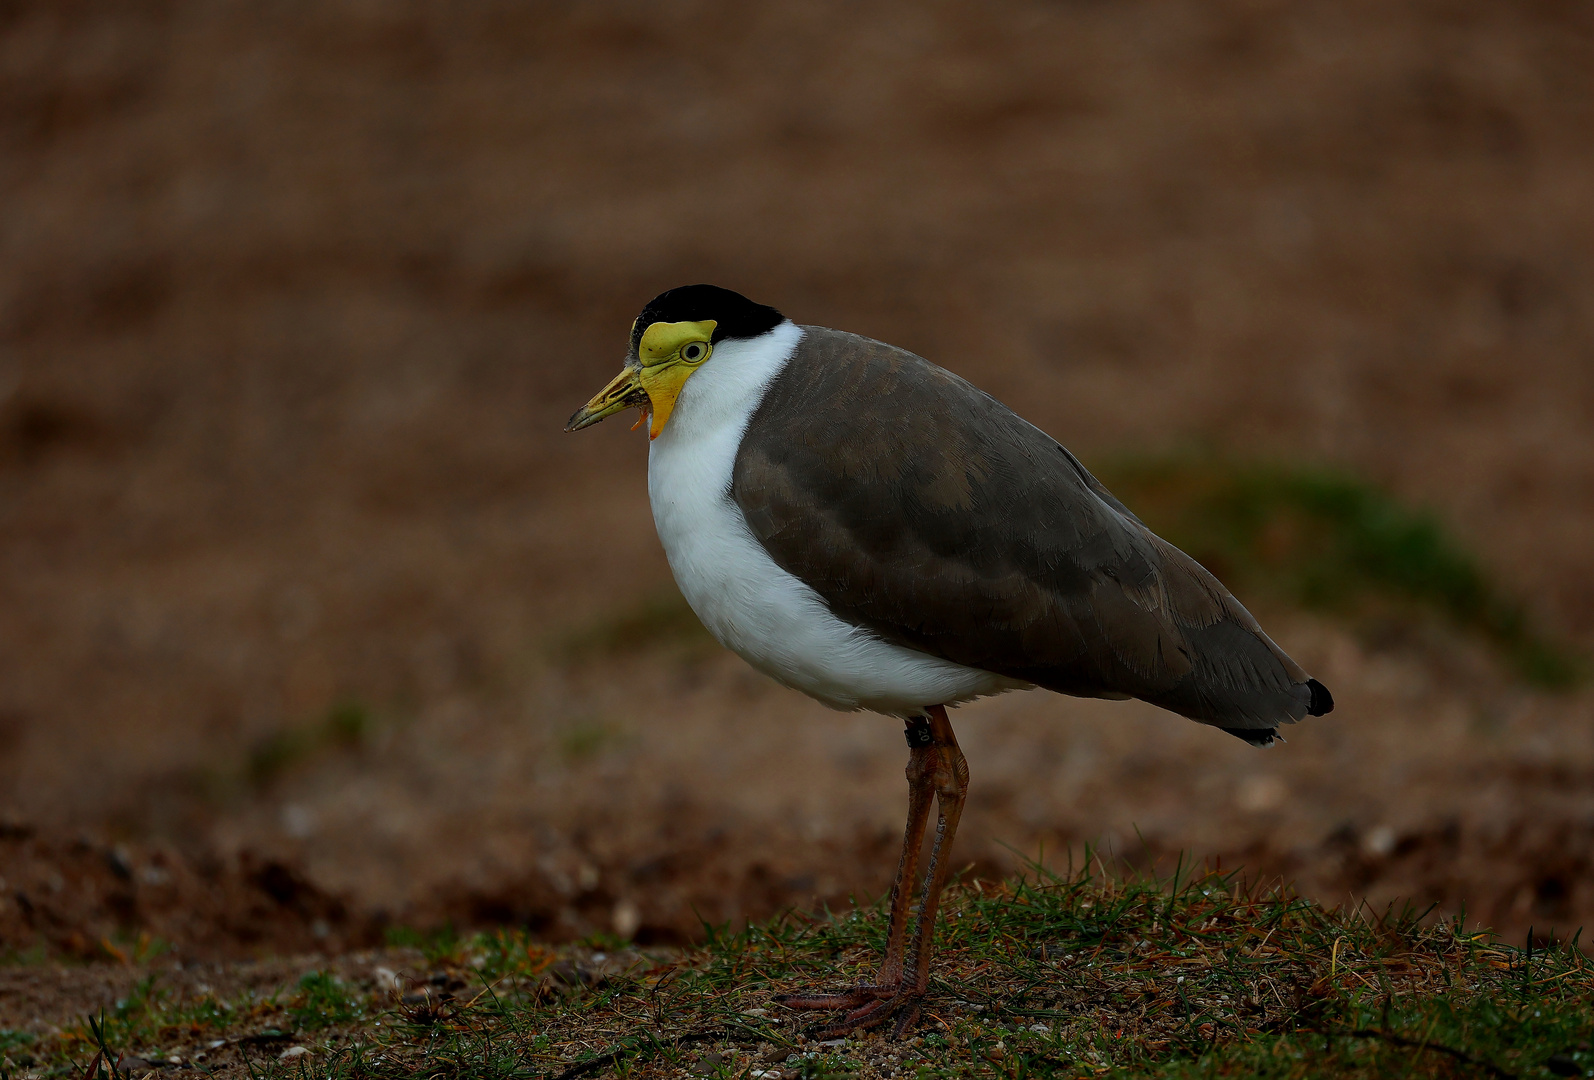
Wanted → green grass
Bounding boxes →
[0,942,50,967]
[31,860,1580,1079]
[385,923,465,966]
[554,586,718,664]
[247,701,373,786]
[0,1029,36,1056]
[290,857,1590,1078]
[1100,453,1582,689]
[555,718,626,762]
[289,972,364,1031]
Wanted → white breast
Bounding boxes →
[646,321,1026,718]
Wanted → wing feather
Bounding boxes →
[730,327,1330,732]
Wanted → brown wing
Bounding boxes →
[731,327,1332,739]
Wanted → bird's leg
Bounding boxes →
[772,714,937,1012]
[875,720,939,987]
[885,705,969,1037]
[778,706,969,1040]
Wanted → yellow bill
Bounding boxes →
[565,319,717,440]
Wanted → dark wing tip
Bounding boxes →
[1219,726,1279,747]
[1306,678,1334,717]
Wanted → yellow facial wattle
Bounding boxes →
[565,319,717,439]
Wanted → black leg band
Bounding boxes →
[904,717,934,748]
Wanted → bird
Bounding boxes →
[566,283,1333,1038]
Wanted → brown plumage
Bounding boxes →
[732,326,1332,744]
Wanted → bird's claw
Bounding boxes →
[771,984,894,1011]
[774,984,925,1039]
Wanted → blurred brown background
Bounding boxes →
[1,0,1592,957]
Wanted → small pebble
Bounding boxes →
[690,1049,728,1074]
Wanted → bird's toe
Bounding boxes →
[773,984,895,1012]
[789,987,925,1041]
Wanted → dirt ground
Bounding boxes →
[2,0,1593,997]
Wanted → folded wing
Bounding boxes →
[731,327,1332,741]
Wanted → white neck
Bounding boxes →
[649,320,803,453]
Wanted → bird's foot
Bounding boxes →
[772,983,893,1011]
[774,984,925,1040]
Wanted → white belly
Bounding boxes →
[646,322,1025,717]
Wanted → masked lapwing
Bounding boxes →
[567,284,1333,1037]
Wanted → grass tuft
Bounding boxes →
[289,972,364,1031]
[1100,453,1582,688]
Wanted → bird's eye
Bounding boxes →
[682,341,708,363]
